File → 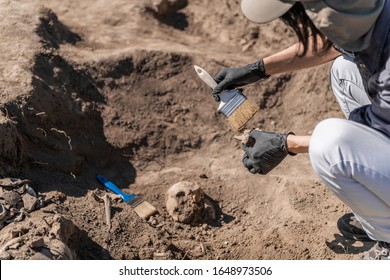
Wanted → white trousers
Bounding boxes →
[309,55,390,243]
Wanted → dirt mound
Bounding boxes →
[0,116,25,176]
[37,7,81,49]
[146,0,189,30]
[0,212,79,260]
[0,0,370,260]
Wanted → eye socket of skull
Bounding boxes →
[176,191,186,198]
[166,181,216,224]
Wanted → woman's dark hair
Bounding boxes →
[280,2,333,56]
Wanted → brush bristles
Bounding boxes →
[132,200,158,219]
[228,99,259,131]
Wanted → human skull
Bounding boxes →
[166,181,216,224]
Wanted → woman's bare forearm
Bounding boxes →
[263,36,341,75]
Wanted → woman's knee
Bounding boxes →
[309,118,351,172]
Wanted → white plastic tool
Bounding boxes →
[194,65,246,117]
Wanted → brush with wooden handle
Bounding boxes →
[194,65,259,131]
[96,175,157,220]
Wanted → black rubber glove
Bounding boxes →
[242,130,295,175]
[212,59,269,96]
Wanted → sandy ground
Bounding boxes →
[0,0,375,260]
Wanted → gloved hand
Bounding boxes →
[242,130,295,175]
[212,59,269,96]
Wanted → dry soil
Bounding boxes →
[0,0,375,260]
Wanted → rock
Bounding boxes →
[30,250,53,260]
[8,242,21,250]
[49,215,76,243]
[29,237,45,248]
[0,213,79,260]
[9,229,22,239]
[0,250,11,260]
[47,239,75,260]
[2,191,22,207]
[22,193,38,212]
[31,247,54,260]
[43,191,66,205]
[11,211,25,222]
[234,129,258,147]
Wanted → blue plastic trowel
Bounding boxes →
[96,175,157,219]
